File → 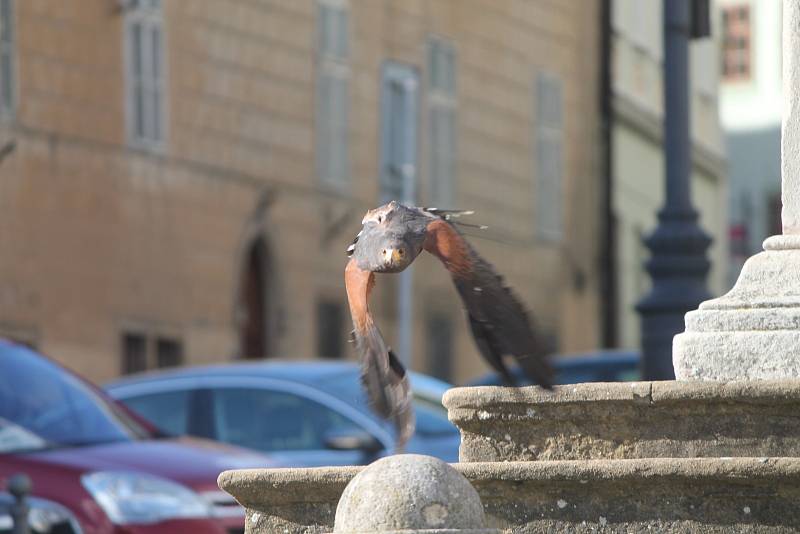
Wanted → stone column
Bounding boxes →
[673,0,800,380]
[783,0,800,235]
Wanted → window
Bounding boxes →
[317,0,350,188]
[534,71,564,241]
[426,313,453,382]
[413,395,458,437]
[427,37,457,208]
[121,331,183,374]
[0,0,13,116]
[317,299,344,359]
[122,390,191,436]
[629,0,650,51]
[125,0,165,147]
[380,62,419,203]
[211,388,364,452]
[122,332,147,375]
[721,5,751,82]
[156,337,183,368]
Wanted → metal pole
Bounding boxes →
[8,474,31,534]
[636,0,712,380]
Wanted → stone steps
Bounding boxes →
[219,457,800,533]
[443,380,800,462]
[219,380,800,532]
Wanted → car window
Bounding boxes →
[121,390,191,436]
[0,344,146,452]
[413,396,458,437]
[211,388,366,452]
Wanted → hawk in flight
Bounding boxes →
[344,201,553,450]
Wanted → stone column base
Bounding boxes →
[673,235,800,380]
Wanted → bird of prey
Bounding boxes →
[344,201,553,450]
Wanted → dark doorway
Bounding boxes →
[240,238,271,358]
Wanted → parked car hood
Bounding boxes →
[12,437,276,492]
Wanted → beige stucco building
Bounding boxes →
[611,0,728,350]
[0,0,603,385]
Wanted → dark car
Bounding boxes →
[468,350,641,386]
[0,341,278,534]
[105,361,460,466]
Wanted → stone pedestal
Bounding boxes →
[444,381,800,462]
[673,0,800,380]
[674,236,800,380]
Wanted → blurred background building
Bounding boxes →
[717,0,782,287]
[0,0,604,384]
[609,0,728,351]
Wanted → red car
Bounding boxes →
[0,341,278,534]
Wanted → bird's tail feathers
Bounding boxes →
[352,324,415,451]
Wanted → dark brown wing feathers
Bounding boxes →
[344,258,414,450]
[424,218,554,388]
[423,219,473,277]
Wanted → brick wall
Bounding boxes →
[0,0,602,384]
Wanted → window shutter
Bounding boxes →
[535,72,564,241]
[427,37,457,208]
[380,65,418,203]
[317,2,350,188]
[0,0,13,115]
[126,1,165,148]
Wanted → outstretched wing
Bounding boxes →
[344,258,414,450]
[423,219,554,388]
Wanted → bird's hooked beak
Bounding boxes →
[382,247,406,266]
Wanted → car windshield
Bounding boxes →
[0,344,150,453]
[323,371,458,437]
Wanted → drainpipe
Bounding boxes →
[599,0,617,348]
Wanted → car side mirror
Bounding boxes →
[323,430,383,453]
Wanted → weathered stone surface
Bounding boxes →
[219,466,357,533]
[220,458,800,533]
[332,454,497,533]
[783,0,800,234]
[673,0,800,380]
[673,245,800,380]
[443,381,800,462]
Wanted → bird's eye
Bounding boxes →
[377,216,383,223]
[398,249,405,256]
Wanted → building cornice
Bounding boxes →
[613,93,728,181]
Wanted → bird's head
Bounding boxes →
[351,201,429,273]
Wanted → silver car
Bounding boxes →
[104,361,460,466]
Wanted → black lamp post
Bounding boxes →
[636,0,712,380]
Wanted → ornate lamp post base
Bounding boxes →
[637,209,712,380]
